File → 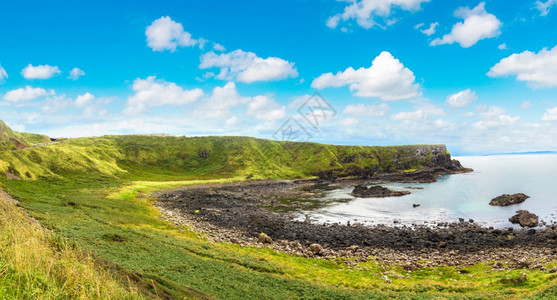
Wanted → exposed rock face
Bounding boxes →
[351,185,410,198]
[509,210,539,228]
[490,193,529,206]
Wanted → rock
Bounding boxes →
[509,210,539,228]
[549,267,557,273]
[413,203,420,208]
[381,275,392,284]
[405,186,424,190]
[490,193,529,206]
[258,232,273,244]
[309,243,324,255]
[351,185,411,198]
[229,237,240,244]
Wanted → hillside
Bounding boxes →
[1,124,460,181]
[1,121,556,299]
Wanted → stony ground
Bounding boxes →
[154,179,557,271]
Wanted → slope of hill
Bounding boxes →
[1,121,556,299]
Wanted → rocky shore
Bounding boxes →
[154,178,557,270]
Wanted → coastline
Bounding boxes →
[153,178,557,270]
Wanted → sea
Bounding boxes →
[297,154,557,228]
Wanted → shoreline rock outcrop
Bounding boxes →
[490,193,529,206]
[509,210,539,228]
[351,185,410,198]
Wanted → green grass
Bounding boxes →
[1,122,557,299]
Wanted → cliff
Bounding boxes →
[0,121,468,180]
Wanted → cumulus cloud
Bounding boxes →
[339,118,360,126]
[194,82,251,118]
[419,22,438,36]
[124,76,204,114]
[446,89,477,108]
[246,95,286,120]
[472,114,519,129]
[145,16,199,51]
[431,2,501,48]
[327,0,429,29]
[75,92,94,107]
[536,0,557,16]
[3,86,54,102]
[343,103,390,116]
[21,64,61,79]
[542,107,557,121]
[498,43,508,50]
[0,65,7,83]
[311,51,421,100]
[487,45,557,88]
[476,105,505,116]
[68,67,85,80]
[390,103,443,120]
[200,49,298,83]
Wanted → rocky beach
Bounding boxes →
[154,175,557,271]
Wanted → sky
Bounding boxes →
[1,0,557,155]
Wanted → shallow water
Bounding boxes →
[297,154,557,228]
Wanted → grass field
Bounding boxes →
[1,121,557,299]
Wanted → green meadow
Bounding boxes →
[1,120,556,299]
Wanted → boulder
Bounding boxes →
[309,243,324,255]
[509,210,539,228]
[258,232,273,244]
[490,193,529,206]
[351,185,410,198]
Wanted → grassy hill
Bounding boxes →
[1,121,556,299]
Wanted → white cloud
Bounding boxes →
[246,95,286,120]
[326,15,340,29]
[420,22,438,36]
[0,65,7,83]
[462,111,475,118]
[536,0,557,16]
[343,103,390,116]
[125,76,204,114]
[521,101,531,109]
[75,92,94,107]
[288,95,312,109]
[446,89,477,108]
[390,103,443,120]
[213,43,226,52]
[472,114,519,129]
[311,51,421,100]
[487,45,557,88]
[68,67,85,80]
[542,107,557,121]
[390,110,427,120]
[195,82,250,118]
[498,43,508,50]
[145,16,199,51]
[3,86,54,102]
[21,64,61,79]
[328,0,429,29]
[339,118,360,126]
[476,105,505,116]
[200,49,298,83]
[430,2,501,48]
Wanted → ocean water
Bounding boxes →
[297,154,557,228]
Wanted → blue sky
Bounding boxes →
[1,0,557,155]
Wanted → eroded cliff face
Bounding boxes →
[314,144,470,181]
